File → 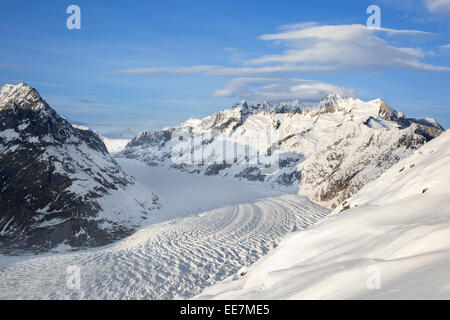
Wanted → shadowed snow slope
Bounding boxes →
[0,159,328,299]
[196,130,450,299]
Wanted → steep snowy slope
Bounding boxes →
[0,83,159,253]
[118,95,443,208]
[197,130,450,299]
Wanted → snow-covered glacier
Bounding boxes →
[0,159,328,299]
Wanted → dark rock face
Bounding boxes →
[235,167,265,182]
[275,171,302,186]
[0,83,157,254]
[127,130,173,148]
[205,163,232,176]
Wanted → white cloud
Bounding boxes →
[114,24,449,76]
[252,24,446,71]
[259,24,430,42]
[212,77,355,103]
[424,0,450,14]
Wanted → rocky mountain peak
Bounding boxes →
[368,98,398,121]
[0,83,111,153]
[320,93,344,104]
[0,82,48,113]
[0,83,159,253]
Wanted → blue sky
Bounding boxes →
[1,0,449,134]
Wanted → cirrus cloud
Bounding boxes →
[251,24,447,71]
[212,77,355,103]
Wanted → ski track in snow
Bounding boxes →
[0,160,328,300]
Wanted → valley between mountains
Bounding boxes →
[0,82,448,299]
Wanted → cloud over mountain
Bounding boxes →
[212,78,355,102]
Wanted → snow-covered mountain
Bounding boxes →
[0,83,159,254]
[197,130,450,300]
[118,95,443,208]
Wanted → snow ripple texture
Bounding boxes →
[0,165,328,299]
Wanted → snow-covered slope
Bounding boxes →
[118,95,443,208]
[0,83,159,253]
[101,136,130,153]
[196,130,450,299]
